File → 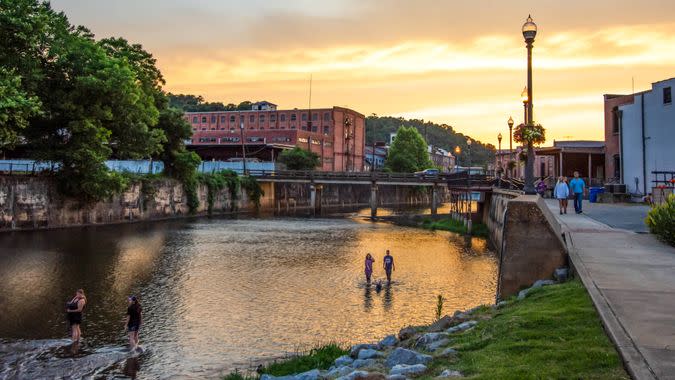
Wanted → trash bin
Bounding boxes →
[589,187,605,203]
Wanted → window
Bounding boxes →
[230,115,236,122]
[312,113,318,121]
[323,126,330,134]
[201,116,207,123]
[249,115,255,122]
[311,139,320,145]
[311,125,318,133]
[302,113,307,121]
[290,124,296,129]
[290,114,297,121]
[323,113,330,121]
[664,87,672,104]
[220,116,226,123]
[298,137,308,143]
[280,114,286,122]
[270,114,276,122]
[324,141,332,147]
[301,125,307,131]
[260,115,265,123]
[192,116,198,123]
[240,115,245,122]
[611,107,619,134]
[221,137,240,143]
[211,115,216,123]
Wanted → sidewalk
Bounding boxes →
[545,199,675,380]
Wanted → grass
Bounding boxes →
[424,280,630,379]
[223,343,349,379]
[420,218,489,237]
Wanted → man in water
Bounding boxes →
[383,250,395,283]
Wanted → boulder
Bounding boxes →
[352,359,378,369]
[437,347,458,357]
[389,364,427,376]
[385,348,432,368]
[452,310,468,320]
[337,370,369,380]
[427,316,454,332]
[533,279,556,288]
[328,366,355,378]
[446,321,477,334]
[351,344,379,358]
[496,301,509,308]
[358,349,385,360]
[438,369,462,378]
[378,335,398,348]
[426,338,451,352]
[554,268,569,282]
[415,332,449,347]
[398,327,417,341]
[335,355,354,367]
[385,375,407,380]
[261,369,321,380]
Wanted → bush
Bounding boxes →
[261,343,348,376]
[198,170,240,214]
[278,147,320,170]
[646,194,675,246]
[240,176,264,209]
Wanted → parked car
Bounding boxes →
[414,168,440,178]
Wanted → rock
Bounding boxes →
[452,310,469,320]
[328,366,355,378]
[533,279,556,288]
[385,375,407,380]
[352,359,378,369]
[428,316,454,332]
[437,347,458,357]
[351,344,379,358]
[385,347,432,368]
[426,338,451,352]
[356,373,386,380]
[335,355,354,367]
[496,301,509,308]
[415,332,449,347]
[554,268,569,282]
[446,320,477,334]
[337,370,369,380]
[389,364,427,376]
[438,369,462,378]
[398,326,417,341]
[378,335,398,348]
[358,349,384,360]
[261,369,321,380]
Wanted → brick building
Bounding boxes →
[603,93,635,182]
[184,102,365,172]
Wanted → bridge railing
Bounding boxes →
[246,169,461,183]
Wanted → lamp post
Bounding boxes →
[239,116,247,175]
[522,14,537,194]
[507,116,514,178]
[454,146,461,173]
[466,139,473,233]
[521,87,529,123]
[497,132,502,176]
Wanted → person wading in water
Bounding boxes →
[65,289,86,343]
[125,295,143,352]
[383,250,395,283]
[364,253,375,283]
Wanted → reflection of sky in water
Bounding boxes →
[0,217,496,379]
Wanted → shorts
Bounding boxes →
[68,313,82,326]
[127,324,140,333]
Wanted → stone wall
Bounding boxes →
[0,176,255,231]
[483,189,523,255]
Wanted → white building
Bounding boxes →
[619,78,675,195]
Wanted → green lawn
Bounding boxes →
[425,280,629,379]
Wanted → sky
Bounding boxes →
[50,0,675,147]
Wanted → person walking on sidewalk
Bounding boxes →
[569,171,586,214]
[554,176,570,214]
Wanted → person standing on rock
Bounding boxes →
[364,253,375,283]
[383,250,395,283]
[569,171,586,214]
[125,295,142,352]
[65,289,86,343]
[554,176,570,215]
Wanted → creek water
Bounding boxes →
[0,208,496,379]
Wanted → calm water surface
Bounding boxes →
[0,212,496,379]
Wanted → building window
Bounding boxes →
[301,125,307,131]
[612,107,619,134]
[323,126,330,134]
[260,114,265,123]
[280,114,286,122]
[298,137,308,143]
[291,114,297,121]
[211,115,216,123]
[201,116,207,123]
[324,142,332,147]
[302,113,307,121]
[312,113,318,121]
[311,125,318,133]
[220,116,226,123]
[192,116,198,123]
[664,87,672,104]
[270,114,276,122]
[249,115,255,122]
[230,115,236,122]
[240,115,245,122]
[323,113,330,121]
[291,124,296,129]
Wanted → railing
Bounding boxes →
[248,170,458,183]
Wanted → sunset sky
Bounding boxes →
[51,0,675,146]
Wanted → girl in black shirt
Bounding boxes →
[125,296,142,351]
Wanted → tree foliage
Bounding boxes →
[366,115,494,167]
[0,68,41,149]
[167,93,253,112]
[278,147,321,170]
[385,126,432,172]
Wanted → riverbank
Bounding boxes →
[375,215,488,238]
[233,280,628,379]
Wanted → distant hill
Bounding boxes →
[167,93,253,112]
[366,116,495,167]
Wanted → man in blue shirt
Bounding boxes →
[383,250,395,283]
[569,171,586,214]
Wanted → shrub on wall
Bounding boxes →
[240,176,264,209]
[646,194,675,246]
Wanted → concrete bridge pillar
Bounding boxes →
[431,185,438,215]
[370,183,378,219]
[310,184,317,216]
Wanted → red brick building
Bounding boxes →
[183,103,365,172]
[603,94,635,182]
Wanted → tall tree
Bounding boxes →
[278,147,321,170]
[0,68,41,150]
[385,126,432,172]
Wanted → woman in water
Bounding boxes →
[125,295,143,351]
[65,289,86,342]
[364,253,375,283]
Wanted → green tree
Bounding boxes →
[385,126,432,172]
[278,147,321,170]
[0,68,41,149]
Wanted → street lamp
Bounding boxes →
[497,132,502,173]
[507,116,514,178]
[239,115,247,175]
[454,146,461,173]
[466,139,473,231]
[522,14,537,194]
[521,87,529,123]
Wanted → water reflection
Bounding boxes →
[0,217,497,379]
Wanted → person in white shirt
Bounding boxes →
[554,176,570,215]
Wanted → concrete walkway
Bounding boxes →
[544,199,675,380]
